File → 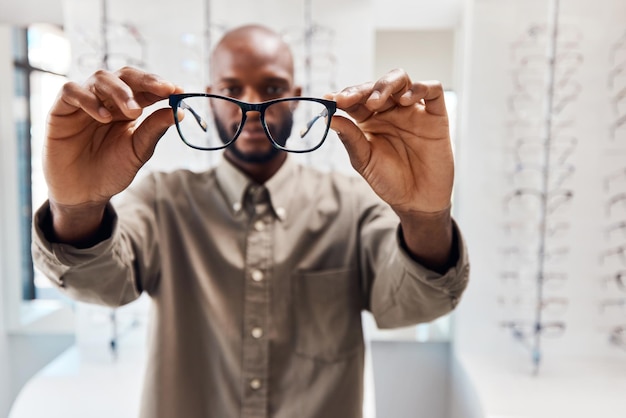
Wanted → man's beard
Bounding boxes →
[215,115,293,164]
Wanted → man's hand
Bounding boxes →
[44,66,181,245]
[325,69,455,271]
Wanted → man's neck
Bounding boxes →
[224,152,288,184]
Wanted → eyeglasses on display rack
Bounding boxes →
[512,135,578,166]
[609,325,626,351]
[502,188,574,214]
[600,270,626,291]
[599,298,626,313]
[497,296,569,316]
[169,94,336,153]
[599,244,626,265]
[500,245,570,264]
[499,320,566,370]
[501,220,571,239]
[499,270,568,290]
[500,320,567,345]
[605,221,626,240]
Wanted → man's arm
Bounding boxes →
[43,67,181,246]
[355,182,468,329]
[325,70,458,273]
[33,67,179,304]
[396,207,455,274]
[326,70,468,325]
[32,175,161,307]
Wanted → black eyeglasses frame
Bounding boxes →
[169,93,337,153]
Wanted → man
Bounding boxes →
[32,24,469,418]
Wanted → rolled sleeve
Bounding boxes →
[370,220,470,329]
[31,201,141,307]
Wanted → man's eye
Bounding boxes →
[221,87,241,97]
[266,86,286,96]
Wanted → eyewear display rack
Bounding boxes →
[499,0,581,375]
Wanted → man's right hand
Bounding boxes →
[44,66,181,245]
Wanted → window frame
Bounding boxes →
[12,25,68,301]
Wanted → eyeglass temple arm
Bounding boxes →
[299,108,329,138]
[179,100,208,132]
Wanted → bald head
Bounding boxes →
[210,25,295,82]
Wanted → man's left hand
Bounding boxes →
[325,69,454,217]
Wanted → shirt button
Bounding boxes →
[251,327,263,339]
[232,202,242,212]
[251,270,264,282]
[254,220,266,231]
[250,378,261,390]
[275,207,286,219]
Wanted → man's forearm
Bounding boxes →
[397,206,456,274]
[48,200,111,248]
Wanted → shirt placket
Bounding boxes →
[242,186,273,418]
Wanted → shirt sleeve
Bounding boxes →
[31,174,161,307]
[356,180,470,329]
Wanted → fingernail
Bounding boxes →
[401,90,413,100]
[127,99,141,110]
[369,91,381,101]
[98,107,111,119]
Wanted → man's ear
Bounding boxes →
[293,85,302,97]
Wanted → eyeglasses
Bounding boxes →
[498,295,569,314]
[609,326,626,351]
[169,94,337,153]
[500,320,566,346]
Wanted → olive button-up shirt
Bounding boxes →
[32,156,469,418]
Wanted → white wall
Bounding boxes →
[453,0,626,415]
[375,30,456,89]
[455,0,626,367]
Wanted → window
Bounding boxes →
[12,24,71,300]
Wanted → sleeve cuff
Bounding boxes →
[394,219,470,302]
[31,201,120,283]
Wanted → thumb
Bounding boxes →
[132,108,177,163]
[330,115,371,173]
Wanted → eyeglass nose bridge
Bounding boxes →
[237,102,269,125]
[232,102,274,144]
[238,102,270,120]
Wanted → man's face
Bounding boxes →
[209,35,301,164]
[213,106,293,163]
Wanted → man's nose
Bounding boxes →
[238,90,266,123]
[240,88,264,104]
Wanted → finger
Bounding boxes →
[406,81,448,117]
[325,69,412,118]
[325,81,375,109]
[364,68,412,111]
[89,69,145,119]
[51,81,113,124]
[116,66,182,107]
[324,86,376,123]
[131,107,177,164]
[329,115,371,173]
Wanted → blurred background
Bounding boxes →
[0,0,625,417]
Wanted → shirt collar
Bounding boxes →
[215,155,298,224]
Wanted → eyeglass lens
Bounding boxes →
[174,96,331,152]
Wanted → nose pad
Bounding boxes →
[242,110,263,128]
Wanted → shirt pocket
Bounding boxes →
[293,268,364,363]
